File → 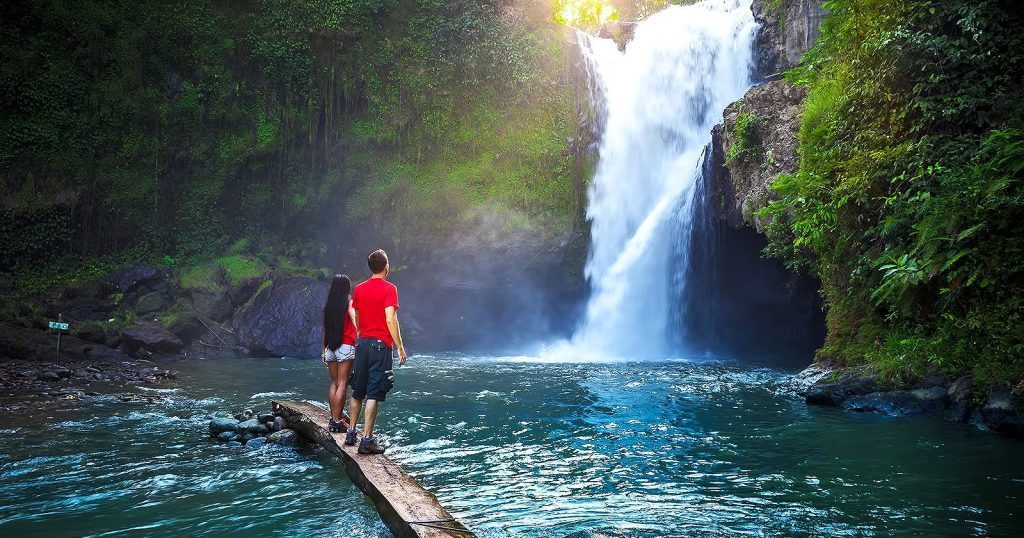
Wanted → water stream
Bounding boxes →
[2,356,1022,536]
[570,0,758,358]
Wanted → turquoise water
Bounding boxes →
[1,354,1022,536]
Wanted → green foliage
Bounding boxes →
[761,0,1024,386]
[216,255,267,285]
[725,111,759,165]
[1,0,581,287]
[179,263,223,292]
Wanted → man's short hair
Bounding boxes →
[368,249,388,274]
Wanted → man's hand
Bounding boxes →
[398,346,408,366]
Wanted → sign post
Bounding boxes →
[48,315,70,365]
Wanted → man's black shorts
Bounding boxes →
[351,338,394,402]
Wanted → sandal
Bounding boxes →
[328,418,344,432]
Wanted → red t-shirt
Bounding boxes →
[352,277,399,348]
[342,300,357,346]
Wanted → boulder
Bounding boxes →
[271,416,286,432]
[238,418,262,433]
[804,368,878,406]
[245,436,267,449]
[107,264,165,294]
[981,389,1024,436]
[190,289,232,322]
[232,277,328,358]
[217,431,239,442]
[230,276,264,307]
[945,375,974,423]
[257,411,274,423]
[123,323,183,354]
[267,429,297,446]
[73,321,121,348]
[165,313,206,342]
[134,292,168,315]
[209,417,240,436]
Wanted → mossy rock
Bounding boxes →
[134,291,168,315]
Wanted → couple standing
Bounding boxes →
[321,249,408,455]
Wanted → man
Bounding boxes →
[346,249,408,454]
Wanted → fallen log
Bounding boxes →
[272,400,472,538]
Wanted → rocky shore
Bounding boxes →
[793,361,1024,436]
[208,407,298,449]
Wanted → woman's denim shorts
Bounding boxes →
[323,344,355,362]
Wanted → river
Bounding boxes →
[1,354,1022,536]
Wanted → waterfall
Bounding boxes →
[567,0,757,359]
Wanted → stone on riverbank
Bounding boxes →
[217,431,239,442]
[225,441,243,448]
[245,437,267,449]
[795,361,1024,436]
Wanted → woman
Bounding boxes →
[322,274,357,432]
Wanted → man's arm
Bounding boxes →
[384,305,407,365]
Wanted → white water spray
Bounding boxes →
[566,0,757,359]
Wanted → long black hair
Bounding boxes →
[323,274,351,351]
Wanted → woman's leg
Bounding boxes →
[327,361,342,421]
[334,359,354,424]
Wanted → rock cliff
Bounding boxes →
[752,0,827,76]
[712,79,806,231]
[712,0,825,231]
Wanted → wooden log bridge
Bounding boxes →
[272,400,472,538]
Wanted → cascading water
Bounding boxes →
[568,0,757,359]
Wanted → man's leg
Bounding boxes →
[348,398,363,429]
[363,399,379,438]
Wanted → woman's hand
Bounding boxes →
[321,349,328,368]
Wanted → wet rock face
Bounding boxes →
[232,277,328,358]
[752,0,827,76]
[712,79,806,231]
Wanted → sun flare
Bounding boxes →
[554,0,618,30]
